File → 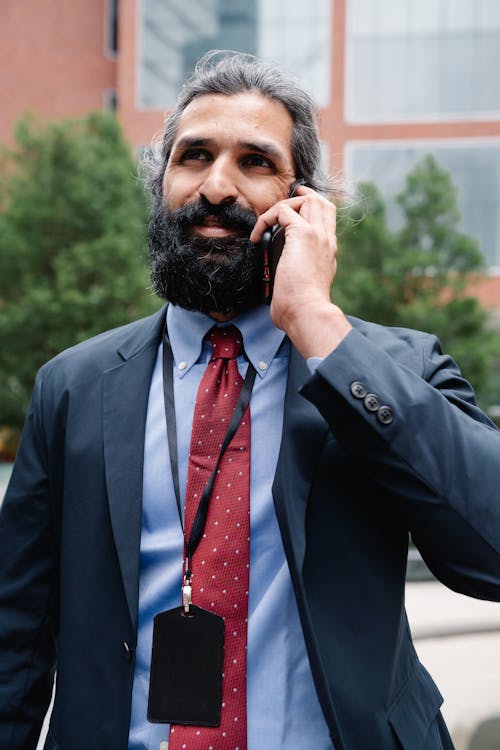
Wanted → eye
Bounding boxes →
[242,154,274,170]
[181,149,211,163]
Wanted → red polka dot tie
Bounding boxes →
[169,325,250,750]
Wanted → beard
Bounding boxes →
[148,196,265,315]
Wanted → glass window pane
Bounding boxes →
[346,142,500,268]
[348,40,378,117]
[443,0,475,33]
[407,37,439,115]
[439,35,476,114]
[377,0,409,35]
[138,0,330,108]
[258,0,330,105]
[106,0,119,54]
[480,0,500,31]
[410,0,440,34]
[348,0,377,36]
[346,0,500,119]
[477,36,500,111]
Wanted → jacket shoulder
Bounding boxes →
[40,306,166,385]
[347,315,438,366]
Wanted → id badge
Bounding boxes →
[147,605,224,726]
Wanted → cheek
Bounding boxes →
[251,186,288,216]
[163,184,188,211]
[162,171,198,210]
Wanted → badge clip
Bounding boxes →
[182,571,192,615]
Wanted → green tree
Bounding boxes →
[0,112,160,429]
[335,155,499,404]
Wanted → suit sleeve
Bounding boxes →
[300,327,500,600]
[0,368,58,749]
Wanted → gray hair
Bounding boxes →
[143,50,342,201]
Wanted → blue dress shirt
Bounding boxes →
[128,304,332,750]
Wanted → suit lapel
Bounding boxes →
[274,346,348,750]
[102,308,166,632]
[273,345,329,572]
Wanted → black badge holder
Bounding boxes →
[148,604,225,726]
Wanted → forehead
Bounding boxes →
[171,92,294,161]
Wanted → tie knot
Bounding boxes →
[207,325,242,360]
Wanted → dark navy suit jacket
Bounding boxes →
[1,305,499,750]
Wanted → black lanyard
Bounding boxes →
[162,325,256,563]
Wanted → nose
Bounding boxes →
[199,157,239,206]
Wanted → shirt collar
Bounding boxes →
[166,304,287,379]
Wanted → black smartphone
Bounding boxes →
[257,179,306,304]
[259,224,285,304]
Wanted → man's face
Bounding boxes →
[163,92,296,225]
[148,93,296,316]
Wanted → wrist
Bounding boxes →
[279,301,352,359]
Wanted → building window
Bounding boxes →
[137,0,331,109]
[106,0,119,56]
[346,0,500,122]
[345,140,500,270]
[104,89,118,112]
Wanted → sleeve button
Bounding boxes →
[377,406,393,425]
[350,381,367,399]
[363,393,380,412]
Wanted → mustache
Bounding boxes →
[168,198,257,236]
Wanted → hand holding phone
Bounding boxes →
[256,179,306,304]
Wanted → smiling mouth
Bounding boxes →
[193,225,238,238]
[190,216,242,239]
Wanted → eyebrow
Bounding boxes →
[172,136,286,162]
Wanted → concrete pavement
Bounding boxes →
[406,580,500,641]
[406,581,500,750]
[0,463,12,499]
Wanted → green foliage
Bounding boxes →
[335,155,499,404]
[0,112,160,428]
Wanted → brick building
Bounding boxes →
[2,0,500,310]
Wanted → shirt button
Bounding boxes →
[350,381,367,399]
[377,405,393,425]
[160,741,169,750]
[363,393,380,412]
[258,361,267,371]
[178,361,187,371]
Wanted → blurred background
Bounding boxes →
[1,1,500,747]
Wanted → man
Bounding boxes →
[1,51,499,750]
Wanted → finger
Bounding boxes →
[298,194,337,242]
[250,187,335,243]
[249,196,308,243]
